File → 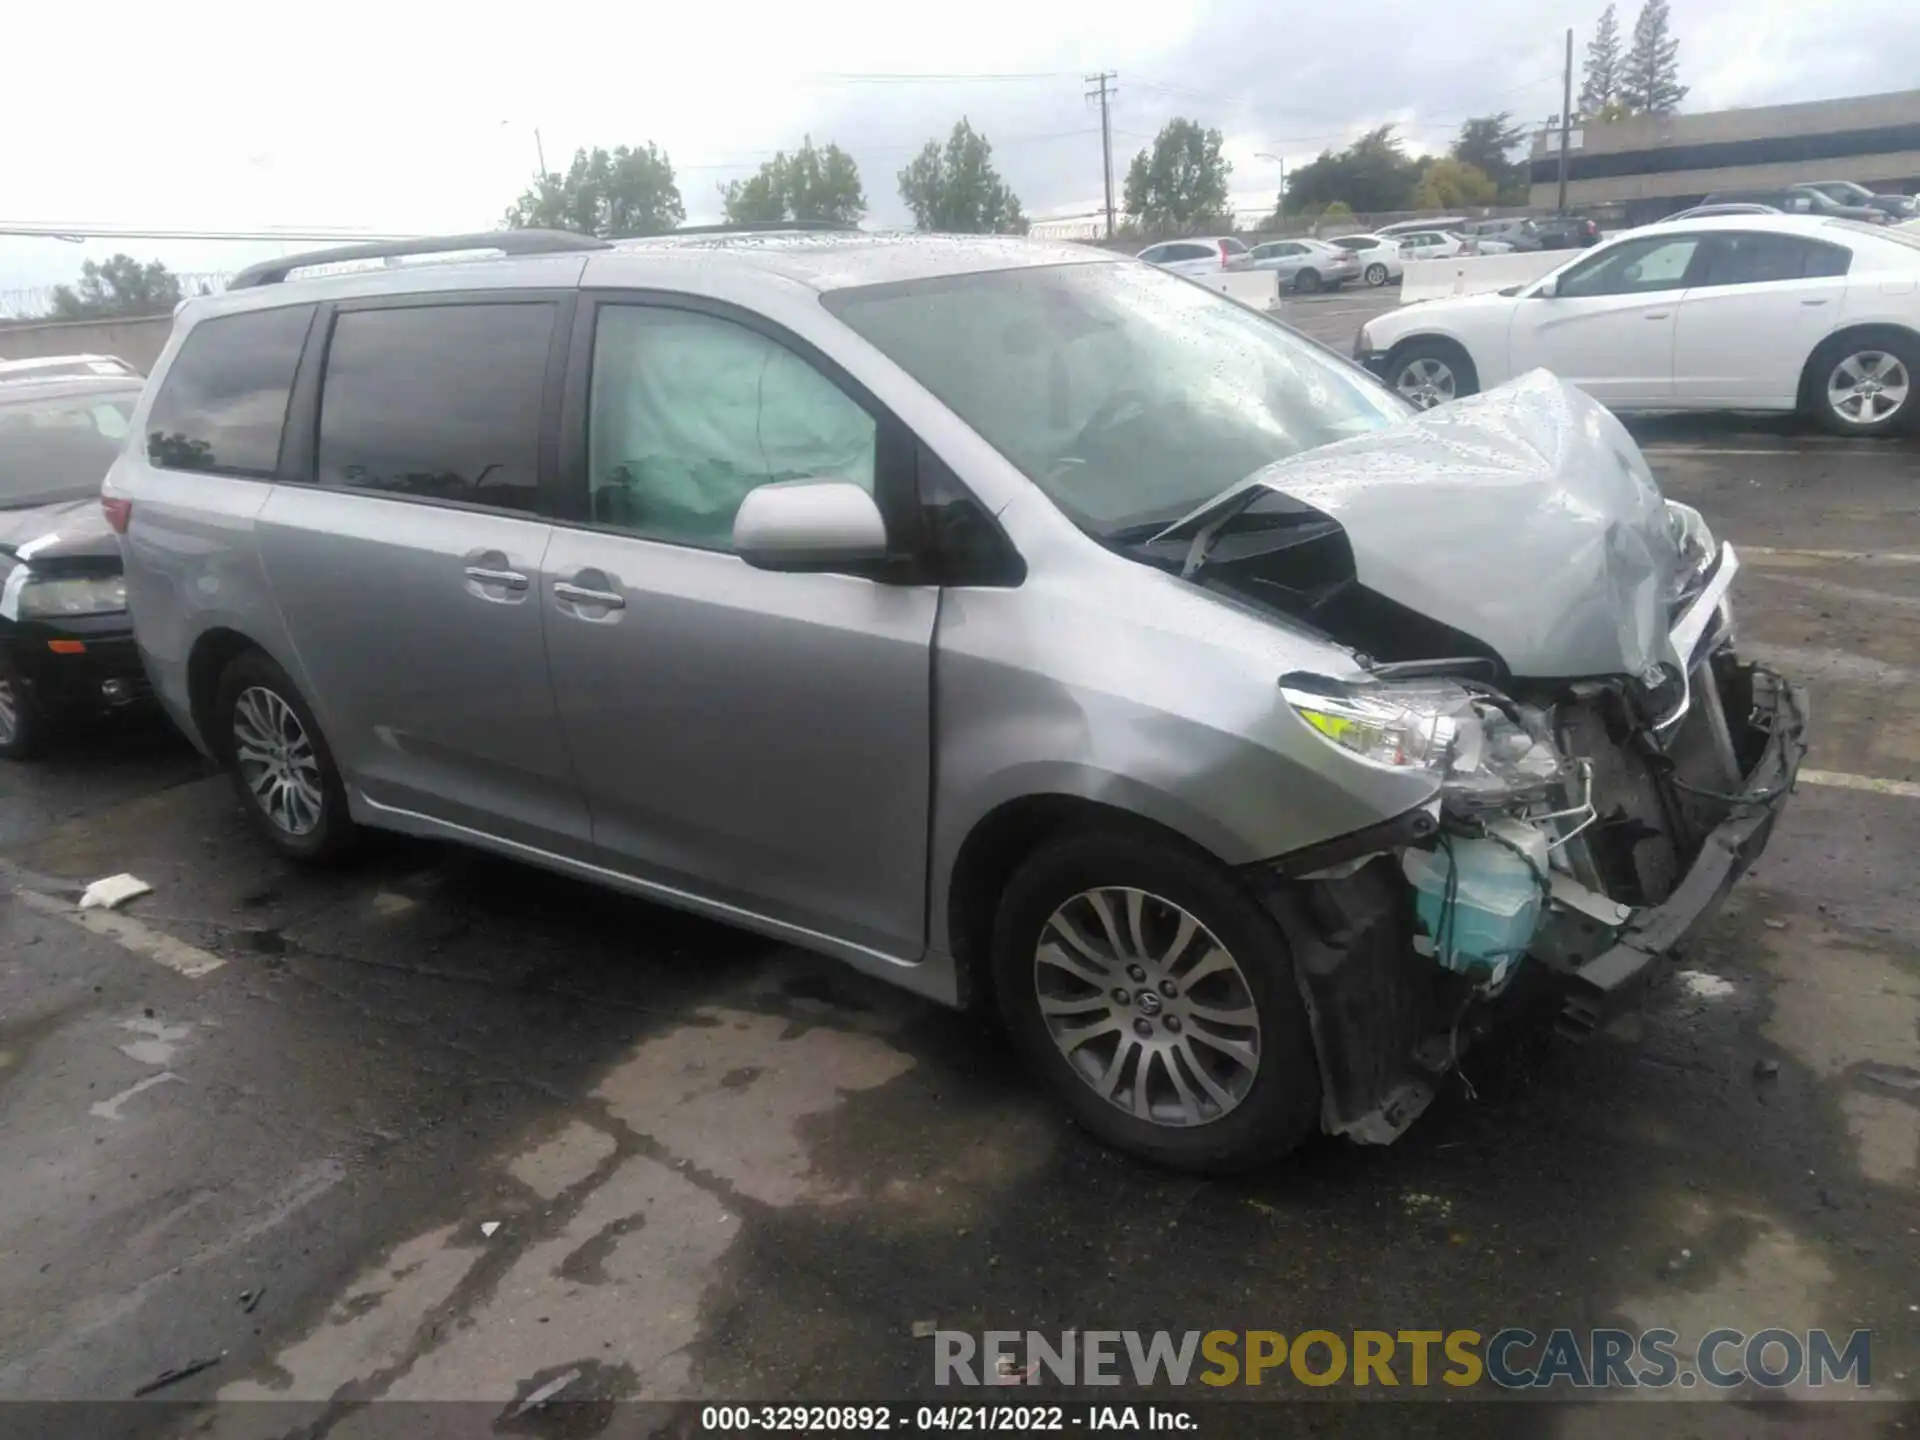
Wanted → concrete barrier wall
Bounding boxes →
[1399,252,1566,303]
[1197,270,1283,309]
[0,314,173,375]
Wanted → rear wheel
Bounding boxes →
[1809,332,1916,436]
[215,651,357,862]
[0,656,46,760]
[1292,268,1322,294]
[1364,262,1389,286]
[990,828,1322,1172]
[1387,338,1478,409]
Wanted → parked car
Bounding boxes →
[1324,234,1404,286]
[1702,187,1885,225]
[110,228,1803,1171]
[1394,230,1471,261]
[1460,219,1543,254]
[1659,203,1781,223]
[1531,214,1603,249]
[1355,214,1920,435]
[1790,181,1916,222]
[0,365,151,757]
[1135,237,1253,279]
[1245,238,1361,292]
[1374,217,1468,238]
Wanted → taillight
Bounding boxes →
[1335,250,1356,261]
[102,495,132,534]
[1219,240,1232,264]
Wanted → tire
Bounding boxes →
[0,655,47,760]
[1386,338,1478,410]
[1364,262,1389,287]
[214,650,357,863]
[1292,268,1322,294]
[1807,331,1918,437]
[990,826,1322,1172]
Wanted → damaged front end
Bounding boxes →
[1170,382,1810,1144]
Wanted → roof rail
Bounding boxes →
[653,222,864,237]
[228,230,612,290]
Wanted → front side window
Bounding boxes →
[825,260,1405,536]
[0,389,141,507]
[146,305,314,476]
[587,306,876,549]
[1557,235,1701,297]
[316,303,554,512]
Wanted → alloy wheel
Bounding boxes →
[1826,350,1910,427]
[1033,887,1262,1128]
[1365,263,1388,286]
[1395,356,1456,408]
[233,686,325,836]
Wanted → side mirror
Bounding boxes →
[1533,276,1558,298]
[733,479,889,573]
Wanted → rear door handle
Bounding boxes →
[1644,312,1671,320]
[554,581,626,610]
[1801,298,1830,306]
[464,566,529,591]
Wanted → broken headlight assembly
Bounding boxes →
[1279,678,1564,805]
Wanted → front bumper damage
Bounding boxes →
[1249,544,1809,1146]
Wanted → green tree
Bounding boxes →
[1121,118,1233,232]
[1410,158,1499,210]
[1451,113,1527,199]
[1578,4,1624,118]
[897,120,1028,234]
[723,137,866,226]
[48,255,183,319]
[504,143,684,237]
[1284,126,1427,215]
[1620,0,1687,115]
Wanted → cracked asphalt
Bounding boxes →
[1,304,1916,1436]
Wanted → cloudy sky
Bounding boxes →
[3,0,1915,300]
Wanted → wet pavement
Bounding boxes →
[0,357,1917,1436]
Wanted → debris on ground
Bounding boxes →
[132,1353,224,1397]
[79,874,153,911]
[510,1368,580,1418]
[481,1221,501,1238]
[912,1320,938,1338]
[240,1287,264,1314]
[1754,1058,1781,1080]
[1762,918,1788,931]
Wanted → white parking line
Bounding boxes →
[13,889,226,979]
[1641,445,1880,457]
[1798,769,1920,801]
[1743,546,1920,566]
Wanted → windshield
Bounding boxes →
[824,262,1406,535]
[0,390,137,508]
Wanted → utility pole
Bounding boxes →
[534,127,548,178]
[1557,28,1573,214]
[1086,71,1117,239]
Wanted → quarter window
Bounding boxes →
[1697,233,1852,286]
[145,304,314,476]
[586,306,876,549]
[316,303,555,512]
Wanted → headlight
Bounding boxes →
[18,574,127,618]
[1355,322,1375,355]
[1282,678,1564,805]
[1666,500,1715,574]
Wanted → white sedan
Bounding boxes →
[1354,214,1920,436]
[1324,233,1405,286]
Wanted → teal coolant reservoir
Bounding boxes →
[1402,819,1549,985]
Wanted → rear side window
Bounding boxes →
[146,305,314,476]
[316,303,555,512]
[1697,233,1853,286]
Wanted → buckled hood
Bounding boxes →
[1168,371,1683,679]
[0,496,117,564]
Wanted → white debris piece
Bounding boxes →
[480,1221,500,1238]
[511,1368,580,1417]
[79,874,153,911]
[1677,969,1736,1001]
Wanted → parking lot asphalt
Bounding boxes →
[1,303,1918,1434]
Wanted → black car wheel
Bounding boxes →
[1364,262,1390,286]
[1292,268,1322,294]
[0,655,46,760]
[991,826,1322,1172]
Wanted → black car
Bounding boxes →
[0,370,149,758]
[1791,181,1916,222]
[1702,186,1885,224]
[1460,218,1544,252]
[1530,214,1602,249]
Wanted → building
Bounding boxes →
[1529,89,1920,224]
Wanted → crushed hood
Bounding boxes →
[0,495,116,564]
[1174,371,1683,679]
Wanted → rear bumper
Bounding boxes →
[1556,663,1808,1036]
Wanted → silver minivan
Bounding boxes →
[108,229,1803,1171]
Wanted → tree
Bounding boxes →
[1451,113,1528,199]
[48,256,183,319]
[1121,118,1233,232]
[723,137,866,226]
[1410,158,1499,211]
[504,143,684,237]
[1284,126,1428,215]
[1620,0,1688,115]
[1578,4,1624,118]
[897,120,1027,234]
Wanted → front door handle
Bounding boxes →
[554,581,626,610]
[1801,298,1830,306]
[1644,312,1671,320]
[464,566,529,591]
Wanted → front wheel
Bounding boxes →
[1364,262,1389,286]
[1387,340,1478,410]
[215,650,357,862]
[0,656,46,760]
[1811,334,1916,436]
[990,828,1322,1172]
